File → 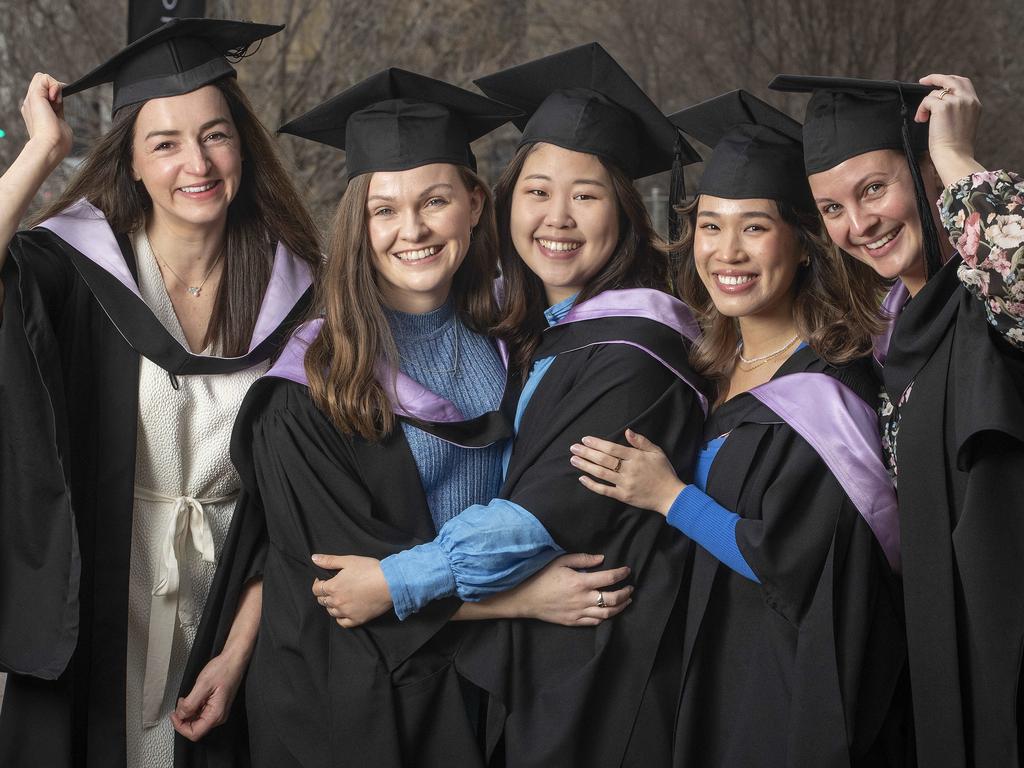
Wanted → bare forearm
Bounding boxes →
[219,578,262,666]
[452,595,519,621]
[0,140,63,267]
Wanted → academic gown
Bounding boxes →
[672,347,907,768]
[0,200,313,768]
[881,253,1024,767]
[218,320,514,768]
[454,293,712,768]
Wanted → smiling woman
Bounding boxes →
[0,18,321,768]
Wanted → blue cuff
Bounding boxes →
[381,542,458,621]
[667,485,760,583]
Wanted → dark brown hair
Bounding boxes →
[305,166,500,441]
[492,143,671,379]
[674,195,887,390]
[31,77,322,355]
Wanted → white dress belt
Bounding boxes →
[133,485,238,727]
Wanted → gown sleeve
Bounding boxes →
[939,169,1024,348]
[378,343,702,620]
[0,232,81,679]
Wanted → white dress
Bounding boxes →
[125,230,268,768]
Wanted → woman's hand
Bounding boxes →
[21,73,73,167]
[570,429,685,517]
[481,552,633,626]
[171,577,262,741]
[311,554,393,628]
[171,650,248,741]
[916,73,985,186]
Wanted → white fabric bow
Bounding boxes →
[134,486,236,727]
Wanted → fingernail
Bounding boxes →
[570,457,580,467]
[625,428,635,437]
[569,443,581,453]
[311,554,323,564]
[581,436,593,446]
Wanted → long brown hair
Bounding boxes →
[492,143,671,379]
[674,195,887,389]
[31,77,321,355]
[305,166,500,441]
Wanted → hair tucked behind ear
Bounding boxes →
[673,196,887,391]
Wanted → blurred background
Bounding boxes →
[1,0,1022,231]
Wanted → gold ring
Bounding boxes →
[938,87,950,100]
[612,457,622,473]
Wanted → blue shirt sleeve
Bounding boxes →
[380,499,564,620]
[666,485,760,583]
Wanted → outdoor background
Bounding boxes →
[2,0,1022,230]
[0,0,1021,707]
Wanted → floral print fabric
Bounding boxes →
[940,169,1024,349]
[880,170,1024,479]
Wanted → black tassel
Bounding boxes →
[668,133,687,243]
[899,95,944,280]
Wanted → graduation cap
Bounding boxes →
[474,43,700,180]
[475,43,700,239]
[669,89,815,214]
[62,18,283,114]
[278,68,520,180]
[769,74,943,277]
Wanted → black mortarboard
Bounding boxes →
[278,68,520,181]
[670,89,815,214]
[62,18,283,114]
[769,74,942,276]
[474,43,700,180]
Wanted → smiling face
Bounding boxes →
[693,196,803,321]
[808,148,929,293]
[510,143,620,305]
[131,85,242,233]
[366,163,484,313]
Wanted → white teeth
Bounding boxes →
[395,245,440,261]
[538,238,582,252]
[717,274,755,286]
[180,182,217,193]
[866,228,900,250]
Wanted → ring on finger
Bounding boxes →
[596,591,607,609]
[938,87,951,100]
[611,457,622,473]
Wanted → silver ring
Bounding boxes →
[596,591,607,609]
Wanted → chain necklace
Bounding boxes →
[150,237,224,298]
[736,333,799,370]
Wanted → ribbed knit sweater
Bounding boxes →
[386,300,506,532]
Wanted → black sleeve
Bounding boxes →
[245,382,460,670]
[0,234,80,679]
[506,343,703,554]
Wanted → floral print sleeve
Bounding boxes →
[939,169,1024,349]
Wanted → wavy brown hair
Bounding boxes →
[674,195,887,391]
[305,166,500,441]
[30,77,321,355]
[493,143,671,380]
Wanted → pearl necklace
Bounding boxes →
[737,333,800,368]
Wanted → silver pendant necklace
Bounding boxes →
[151,237,224,298]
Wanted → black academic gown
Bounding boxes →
[455,310,710,768]
[220,323,514,768]
[0,204,312,768]
[883,254,1024,767]
[672,347,907,768]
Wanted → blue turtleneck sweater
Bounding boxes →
[386,300,506,532]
